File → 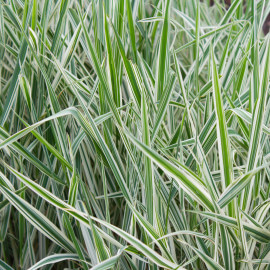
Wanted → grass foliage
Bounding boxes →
[0,0,270,269]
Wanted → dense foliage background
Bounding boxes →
[0,0,270,269]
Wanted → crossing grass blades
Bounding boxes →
[0,0,270,269]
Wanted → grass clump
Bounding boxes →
[0,0,270,269]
